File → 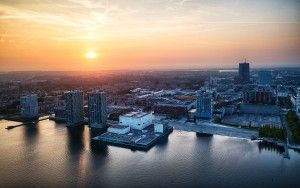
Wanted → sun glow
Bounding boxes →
[85,51,97,59]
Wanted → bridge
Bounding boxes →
[168,120,258,139]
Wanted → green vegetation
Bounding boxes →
[259,125,286,141]
[286,110,300,144]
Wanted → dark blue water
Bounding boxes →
[0,119,299,188]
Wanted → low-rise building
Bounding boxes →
[277,85,289,97]
[224,105,237,115]
[107,125,130,134]
[119,111,154,130]
[240,104,280,116]
[154,123,166,133]
[243,85,276,105]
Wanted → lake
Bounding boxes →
[0,119,299,188]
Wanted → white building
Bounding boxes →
[65,90,84,126]
[297,87,300,117]
[154,123,165,133]
[107,125,130,134]
[119,111,154,130]
[20,94,38,120]
[88,91,107,128]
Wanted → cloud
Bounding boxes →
[0,0,299,43]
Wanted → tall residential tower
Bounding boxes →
[196,91,214,119]
[20,94,39,120]
[65,90,84,126]
[88,91,107,128]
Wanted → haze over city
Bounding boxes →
[0,0,300,71]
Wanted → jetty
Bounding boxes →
[5,116,49,130]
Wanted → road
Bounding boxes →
[168,120,258,139]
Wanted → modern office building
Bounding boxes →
[119,111,154,130]
[20,94,39,120]
[297,87,300,117]
[239,62,250,83]
[65,90,84,126]
[88,91,107,128]
[258,71,272,85]
[196,91,214,119]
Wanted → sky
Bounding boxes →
[0,0,300,71]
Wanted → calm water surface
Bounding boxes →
[0,119,299,188]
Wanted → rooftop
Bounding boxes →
[109,124,129,129]
[122,111,151,118]
[65,90,82,94]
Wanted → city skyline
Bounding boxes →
[1,1,300,187]
[0,0,300,71]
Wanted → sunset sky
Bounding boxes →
[0,0,300,71]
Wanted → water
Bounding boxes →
[0,119,299,188]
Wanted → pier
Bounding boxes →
[5,116,50,130]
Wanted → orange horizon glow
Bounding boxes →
[0,0,300,71]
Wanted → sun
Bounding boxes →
[85,50,97,59]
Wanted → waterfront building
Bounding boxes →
[20,94,39,120]
[107,125,130,134]
[239,62,250,83]
[119,111,154,130]
[154,123,165,133]
[88,91,107,128]
[65,90,84,126]
[196,91,214,119]
[297,87,300,117]
[258,71,272,85]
